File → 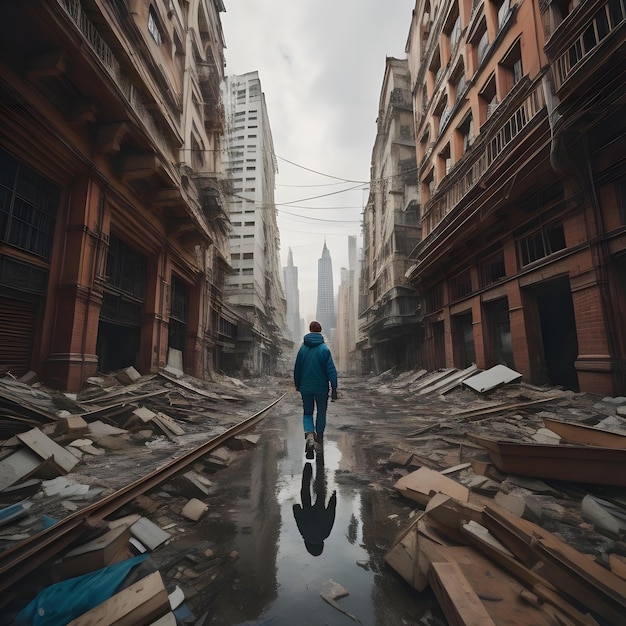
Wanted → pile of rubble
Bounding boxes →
[376,365,626,625]
[0,367,270,625]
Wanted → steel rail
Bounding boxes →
[0,392,286,596]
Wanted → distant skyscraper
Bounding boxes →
[283,248,301,343]
[316,241,336,337]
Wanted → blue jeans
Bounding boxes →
[301,391,329,437]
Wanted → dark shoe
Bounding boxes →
[305,432,315,459]
[314,434,324,451]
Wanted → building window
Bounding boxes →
[423,168,435,201]
[500,39,523,94]
[518,221,566,266]
[479,250,506,287]
[452,66,467,105]
[456,113,474,157]
[0,148,59,261]
[437,143,452,181]
[106,234,147,299]
[148,7,162,45]
[450,269,472,300]
[472,19,490,66]
[496,0,511,29]
[479,74,498,124]
[243,252,254,259]
[429,49,442,90]
[169,275,188,352]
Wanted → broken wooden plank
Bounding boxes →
[418,365,479,396]
[483,503,626,625]
[384,513,428,591]
[153,412,184,437]
[52,525,132,581]
[468,434,626,486]
[456,397,559,421]
[394,466,469,506]
[66,570,169,626]
[542,417,626,450]
[438,545,556,625]
[428,561,497,626]
[609,553,626,581]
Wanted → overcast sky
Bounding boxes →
[221,1,414,324]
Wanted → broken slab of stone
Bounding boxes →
[494,492,543,524]
[53,415,89,438]
[17,427,79,475]
[204,446,237,469]
[582,495,626,538]
[226,433,260,451]
[532,428,561,444]
[181,498,208,522]
[170,471,213,499]
[115,366,142,385]
[87,420,128,442]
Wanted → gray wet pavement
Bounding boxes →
[190,380,444,626]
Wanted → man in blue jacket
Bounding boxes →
[293,321,338,459]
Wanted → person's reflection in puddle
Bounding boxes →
[292,454,337,556]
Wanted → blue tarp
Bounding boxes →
[14,553,149,625]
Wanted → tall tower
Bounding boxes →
[316,241,336,338]
[223,71,286,375]
[283,248,301,343]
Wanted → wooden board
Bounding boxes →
[428,561,497,626]
[52,525,131,581]
[468,434,626,486]
[483,503,626,625]
[438,545,555,625]
[394,467,469,506]
[384,520,427,591]
[67,570,169,625]
[16,427,79,474]
[542,417,626,450]
[609,553,626,581]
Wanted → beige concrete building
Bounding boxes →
[223,72,287,376]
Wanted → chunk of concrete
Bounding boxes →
[181,498,208,522]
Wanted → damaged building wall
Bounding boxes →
[358,57,423,375]
[405,0,626,395]
[0,1,232,391]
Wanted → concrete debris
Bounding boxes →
[181,498,209,522]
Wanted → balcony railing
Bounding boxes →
[422,84,545,236]
[57,0,175,160]
[553,0,626,89]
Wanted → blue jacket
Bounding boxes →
[293,332,338,394]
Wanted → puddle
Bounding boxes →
[194,400,442,626]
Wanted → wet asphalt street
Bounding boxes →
[189,379,444,626]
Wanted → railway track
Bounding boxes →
[0,392,286,598]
